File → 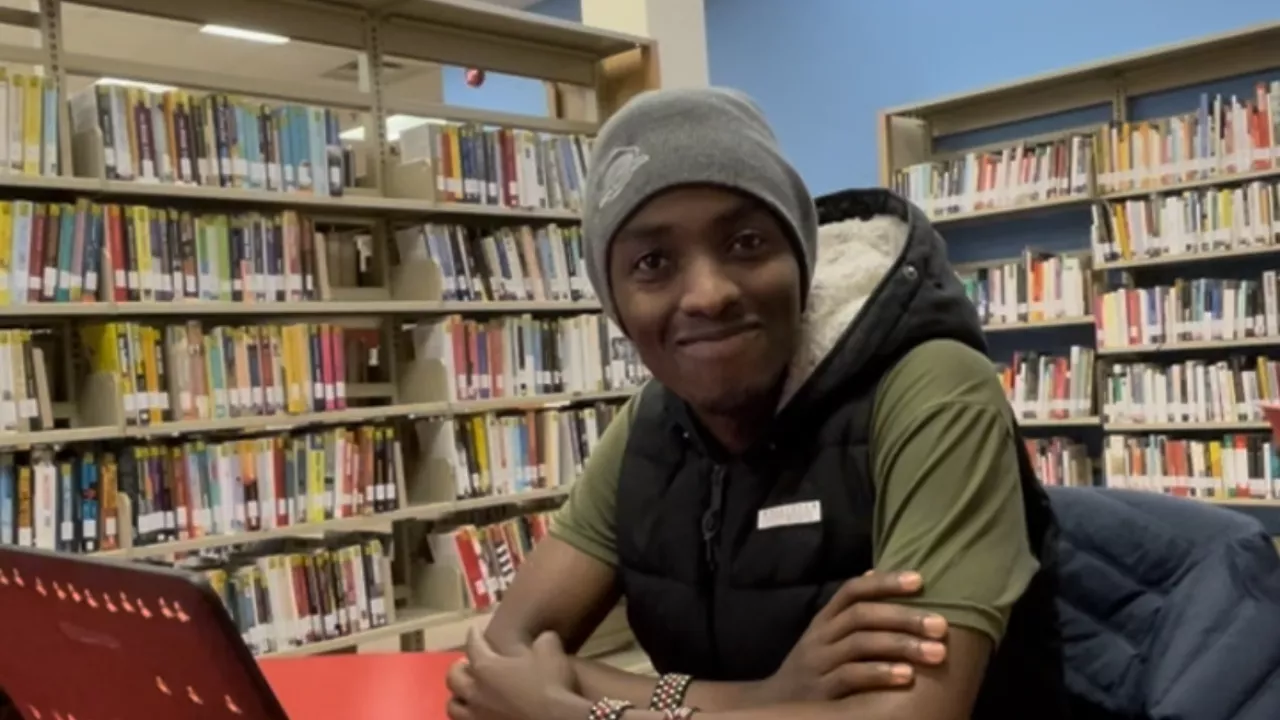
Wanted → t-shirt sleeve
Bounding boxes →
[869,339,1039,646]
[548,395,638,567]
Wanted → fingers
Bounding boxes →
[821,661,916,698]
[445,659,475,701]
[446,698,475,720]
[465,627,497,666]
[814,572,924,622]
[446,661,476,720]
[823,600,948,645]
[823,630,948,669]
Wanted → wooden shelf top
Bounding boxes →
[1018,416,1102,428]
[0,172,583,223]
[983,316,1095,333]
[98,486,570,560]
[0,299,605,320]
[72,0,650,86]
[372,0,649,57]
[0,389,637,450]
[886,21,1280,120]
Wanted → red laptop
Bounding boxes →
[0,544,458,719]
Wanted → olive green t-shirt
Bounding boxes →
[549,338,1038,645]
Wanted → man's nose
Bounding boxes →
[678,257,741,317]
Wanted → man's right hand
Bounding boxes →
[754,571,949,704]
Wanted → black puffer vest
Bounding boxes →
[615,190,1068,719]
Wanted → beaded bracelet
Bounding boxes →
[588,698,633,720]
[663,708,696,719]
[649,673,694,712]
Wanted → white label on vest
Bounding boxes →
[756,500,822,530]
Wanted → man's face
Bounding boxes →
[608,186,803,415]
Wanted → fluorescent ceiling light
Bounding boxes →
[341,114,449,143]
[95,77,176,93]
[200,24,290,45]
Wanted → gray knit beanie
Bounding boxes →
[582,87,817,323]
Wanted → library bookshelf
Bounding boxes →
[0,0,660,667]
[878,21,1280,530]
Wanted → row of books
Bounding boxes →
[446,402,622,500]
[0,423,402,553]
[399,122,592,213]
[999,347,1096,420]
[1102,433,1280,501]
[891,133,1095,218]
[1094,274,1280,350]
[70,85,353,197]
[893,79,1280,216]
[107,205,326,304]
[0,72,57,177]
[1095,80,1280,194]
[396,222,594,303]
[1091,180,1280,265]
[81,321,364,426]
[0,447,118,552]
[0,200,330,305]
[1101,356,1279,426]
[417,313,647,402]
[0,197,620,309]
[957,251,1093,326]
[199,536,391,655]
[0,329,52,433]
[0,199,107,305]
[1025,437,1092,488]
[428,513,551,612]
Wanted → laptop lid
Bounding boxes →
[0,544,288,719]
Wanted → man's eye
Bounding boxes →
[633,253,667,272]
[731,231,766,252]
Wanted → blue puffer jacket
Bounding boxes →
[1048,487,1280,720]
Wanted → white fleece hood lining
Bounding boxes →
[779,215,912,409]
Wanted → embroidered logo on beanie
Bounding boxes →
[596,145,650,209]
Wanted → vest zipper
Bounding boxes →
[701,464,726,572]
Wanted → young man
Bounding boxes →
[447,88,1067,720]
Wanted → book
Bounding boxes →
[1024,437,1093,487]
[0,197,349,307]
[0,71,59,179]
[998,346,1097,421]
[69,85,352,197]
[395,222,593,303]
[398,122,593,212]
[407,313,647,402]
[891,133,1095,218]
[1094,81,1280,194]
[444,402,624,499]
[1103,432,1280,500]
[195,535,391,655]
[426,513,553,613]
[1092,179,1280,266]
[1094,272,1280,350]
[0,423,403,553]
[1102,355,1280,426]
[957,250,1093,326]
[79,321,362,425]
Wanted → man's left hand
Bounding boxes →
[447,629,578,720]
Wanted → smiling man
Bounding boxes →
[454,87,1069,720]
